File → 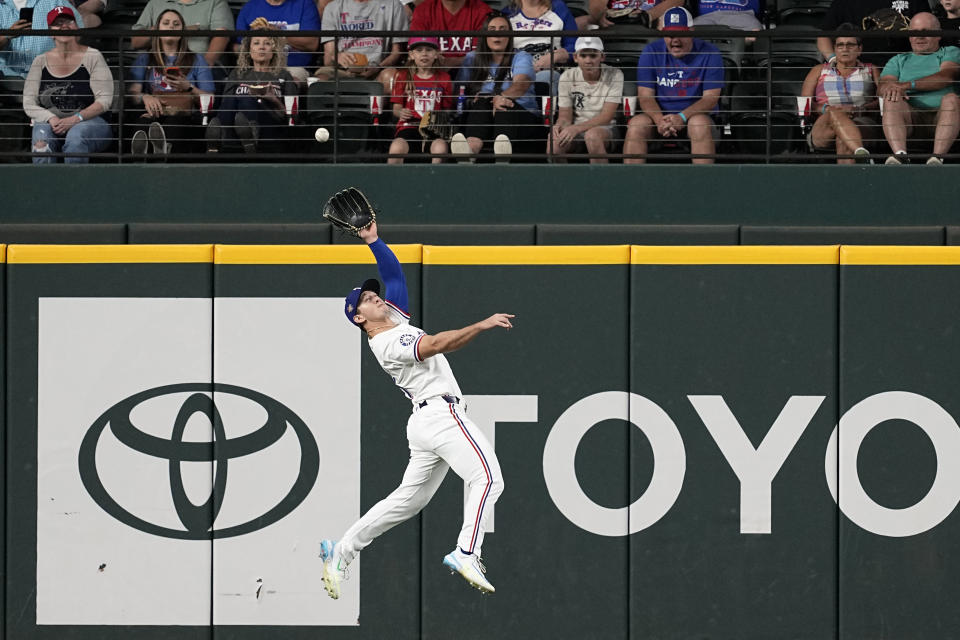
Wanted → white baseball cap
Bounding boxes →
[574,36,604,52]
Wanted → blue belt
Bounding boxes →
[417,394,460,409]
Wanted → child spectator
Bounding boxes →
[548,36,622,163]
[504,0,577,91]
[388,36,453,163]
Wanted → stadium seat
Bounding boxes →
[301,79,384,159]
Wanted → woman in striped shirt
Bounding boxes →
[800,27,881,164]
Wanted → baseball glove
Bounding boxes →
[322,187,377,237]
[419,111,454,143]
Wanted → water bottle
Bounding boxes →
[456,85,466,118]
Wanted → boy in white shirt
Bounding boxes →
[547,36,623,163]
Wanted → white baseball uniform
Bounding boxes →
[335,239,503,567]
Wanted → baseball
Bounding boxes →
[315,127,330,143]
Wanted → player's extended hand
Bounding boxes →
[480,313,515,330]
[358,220,378,244]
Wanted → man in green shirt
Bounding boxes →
[880,12,960,165]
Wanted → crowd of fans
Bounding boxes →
[0,0,958,163]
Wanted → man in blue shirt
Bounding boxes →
[623,7,724,164]
[235,0,321,80]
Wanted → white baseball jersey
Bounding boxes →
[367,307,463,404]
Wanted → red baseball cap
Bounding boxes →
[47,5,76,26]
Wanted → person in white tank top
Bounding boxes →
[320,220,515,597]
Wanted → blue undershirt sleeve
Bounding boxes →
[368,238,409,316]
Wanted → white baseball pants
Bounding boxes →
[337,398,504,565]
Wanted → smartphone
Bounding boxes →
[19,7,34,23]
[164,66,182,77]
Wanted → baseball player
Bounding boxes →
[320,221,512,597]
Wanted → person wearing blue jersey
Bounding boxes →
[320,219,513,598]
[505,0,577,89]
[624,7,724,164]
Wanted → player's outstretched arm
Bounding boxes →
[416,313,515,360]
[360,222,410,315]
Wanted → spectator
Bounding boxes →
[934,0,960,46]
[207,34,296,153]
[388,35,453,163]
[548,36,622,163]
[818,0,930,64]
[879,12,960,164]
[586,0,683,29]
[314,0,408,93]
[800,27,880,163]
[1,0,85,79]
[504,0,577,91]
[690,0,762,31]
[451,12,540,160]
[623,7,723,164]
[410,0,490,68]
[127,9,216,157]
[235,0,322,82]
[132,0,233,67]
[22,6,112,163]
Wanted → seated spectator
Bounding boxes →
[817,0,930,65]
[934,0,960,46]
[690,0,761,31]
[132,0,234,67]
[127,9,216,157]
[547,36,622,163]
[22,7,112,163]
[388,36,453,163]
[623,7,723,164]
[451,12,540,160]
[314,0,408,93]
[800,27,880,163]
[879,12,960,164]
[235,0,322,82]
[410,0,491,68]
[1,0,85,79]
[586,0,683,29]
[504,0,577,91]
[207,34,296,153]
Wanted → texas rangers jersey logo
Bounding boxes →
[399,333,416,346]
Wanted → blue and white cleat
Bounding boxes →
[320,539,346,600]
[442,549,495,594]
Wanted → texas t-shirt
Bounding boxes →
[390,69,454,132]
[410,0,490,58]
[636,38,724,113]
[321,0,409,65]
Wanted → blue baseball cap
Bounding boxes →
[344,278,380,327]
[662,7,693,30]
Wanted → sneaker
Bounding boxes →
[131,130,148,156]
[450,132,471,163]
[319,539,346,600]
[853,147,870,164]
[235,112,259,153]
[205,117,222,153]
[148,122,168,155]
[442,549,495,594]
[885,152,908,165]
[493,134,512,163]
[926,155,944,165]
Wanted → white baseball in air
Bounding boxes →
[314,127,330,143]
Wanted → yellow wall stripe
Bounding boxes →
[0,244,6,263]
[214,244,422,264]
[841,246,960,265]
[423,245,630,265]
[7,245,213,264]
[632,245,840,265]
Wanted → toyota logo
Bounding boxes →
[78,383,320,539]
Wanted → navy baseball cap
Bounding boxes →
[344,278,380,326]
[662,7,693,30]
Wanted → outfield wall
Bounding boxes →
[4,244,960,640]
[1,165,959,226]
